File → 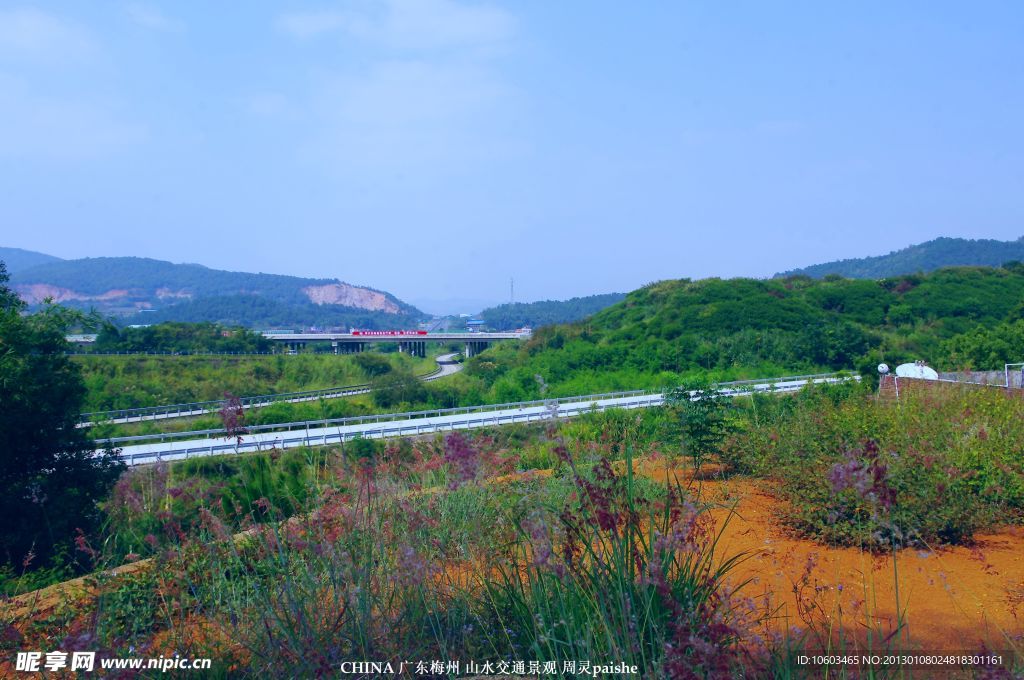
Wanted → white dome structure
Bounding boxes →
[894,360,939,380]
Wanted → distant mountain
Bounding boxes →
[8,255,424,328]
[0,247,63,273]
[776,236,1024,279]
[480,293,627,330]
[128,294,421,330]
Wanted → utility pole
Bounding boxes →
[510,277,514,304]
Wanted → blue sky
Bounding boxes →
[1,1,1022,312]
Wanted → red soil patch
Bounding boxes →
[637,458,1024,654]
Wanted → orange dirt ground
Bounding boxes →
[635,458,1024,655]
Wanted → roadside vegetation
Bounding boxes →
[723,382,1024,547]
[76,351,436,414]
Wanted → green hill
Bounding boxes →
[0,247,63,273]
[7,256,423,328]
[776,236,1024,279]
[459,266,1024,401]
[479,293,626,330]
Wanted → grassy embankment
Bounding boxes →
[78,351,439,438]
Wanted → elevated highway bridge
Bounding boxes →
[65,330,531,358]
[264,331,531,358]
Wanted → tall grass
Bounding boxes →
[79,420,770,677]
[485,441,762,677]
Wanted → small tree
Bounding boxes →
[353,352,393,377]
[0,262,124,575]
[664,379,738,473]
[370,368,426,409]
[219,392,247,453]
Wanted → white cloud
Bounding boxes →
[0,7,96,61]
[278,0,514,51]
[126,3,184,33]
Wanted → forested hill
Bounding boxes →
[0,247,63,273]
[461,266,1024,401]
[125,295,423,330]
[6,255,424,328]
[776,236,1024,279]
[479,293,626,330]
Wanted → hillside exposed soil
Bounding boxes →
[302,283,400,312]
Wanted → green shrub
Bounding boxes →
[722,383,1024,547]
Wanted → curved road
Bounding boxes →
[424,353,462,380]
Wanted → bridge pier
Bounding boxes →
[333,341,365,354]
[465,340,489,358]
[398,341,427,357]
[266,331,528,355]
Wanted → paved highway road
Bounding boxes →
[104,374,855,466]
[425,353,463,380]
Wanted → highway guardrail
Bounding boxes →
[99,372,857,464]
